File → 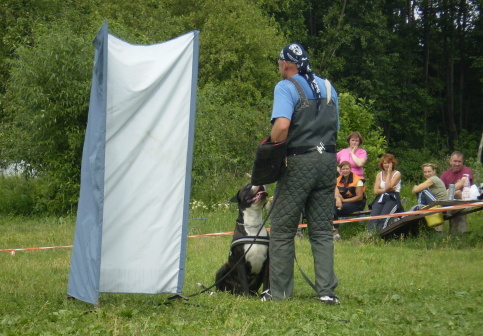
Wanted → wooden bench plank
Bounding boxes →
[379,200,483,239]
[347,210,371,216]
[339,210,371,218]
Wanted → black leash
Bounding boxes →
[165,193,277,302]
[165,185,320,304]
[295,254,317,293]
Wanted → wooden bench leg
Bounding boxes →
[449,213,466,234]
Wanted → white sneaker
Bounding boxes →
[333,233,341,241]
[320,295,340,305]
[260,289,272,302]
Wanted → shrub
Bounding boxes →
[0,176,38,215]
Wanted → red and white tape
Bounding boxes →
[2,202,481,255]
[1,245,74,255]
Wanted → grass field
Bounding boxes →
[1,208,482,335]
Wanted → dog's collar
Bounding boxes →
[236,221,264,228]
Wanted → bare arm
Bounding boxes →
[350,147,367,167]
[270,117,290,142]
[412,179,434,194]
[384,165,401,191]
[454,176,468,191]
[335,186,343,209]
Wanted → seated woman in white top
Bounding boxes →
[368,153,403,232]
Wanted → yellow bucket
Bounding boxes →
[424,205,444,227]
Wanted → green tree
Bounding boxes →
[0,0,286,211]
[1,0,481,213]
[170,0,286,202]
[262,0,482,156]
[0,0,189,213]
[1,22,93,212]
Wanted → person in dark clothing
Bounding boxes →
[333,161,366,239]
[262,43,340,304]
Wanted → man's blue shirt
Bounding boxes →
[271,74,339,128]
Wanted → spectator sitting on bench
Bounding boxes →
[411,163,447,232]
[333,161,366,240]
[368,153,404,232]
[440,151,473,199]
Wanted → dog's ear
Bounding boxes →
[229,194,239,203]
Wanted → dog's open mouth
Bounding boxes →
[248,186,268,203]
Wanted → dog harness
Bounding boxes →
[230,236,270,250]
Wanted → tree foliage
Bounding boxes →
[1,22,92,212]
[0,0,481,213]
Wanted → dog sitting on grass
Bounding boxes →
[215,184,270,296]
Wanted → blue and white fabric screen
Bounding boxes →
[68,23,199,305]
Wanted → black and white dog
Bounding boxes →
[215,184,270,296]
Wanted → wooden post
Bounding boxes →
[449,212,466,234]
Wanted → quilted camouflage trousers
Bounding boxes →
[269,150,338,300]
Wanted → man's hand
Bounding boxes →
[336,196,342,210]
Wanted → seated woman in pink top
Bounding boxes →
[337,131,367,179]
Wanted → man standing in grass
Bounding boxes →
[263,43,339,304]
[440,151,473,199]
